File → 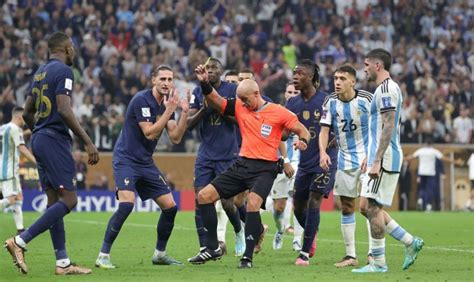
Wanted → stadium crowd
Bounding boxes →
[0,0,472,152]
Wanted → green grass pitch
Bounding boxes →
[1,211,473,281]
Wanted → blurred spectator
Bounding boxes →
[90,172,109,191]
[453,108,473,144]
[73,150,88,190]
[0,0,472,151]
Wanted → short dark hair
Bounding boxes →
[239,68,254,76]
[335,64,357,78]
[225,70,239,77]
[297,59,320,85]
[151,65,173,78]
[47,32,70,53]
[208,57,223,68]
[12,106,24,115]
[365,48,392,70]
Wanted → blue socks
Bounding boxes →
[100,202,134,254]
[302,208,320,253]
[194,200,207,248]
[47,205,68,260]
[156,206,177,251]
[199,203,218,250]
[20,201,70,244]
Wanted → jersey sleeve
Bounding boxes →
[54,66,74,96]
[223,98,236,117]
[320,98,332,127]
[434,149,443,159]
[11,126,25,147]
[378,86,399,114]
[133,97,154,123]
[280,106,299,129]
[190,88,201,110]
[412,149,421,158]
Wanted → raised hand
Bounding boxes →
[179,89,191,114]
[164,88,179,113]
[194,64,209,83]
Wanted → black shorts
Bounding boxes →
[211,157,278,200]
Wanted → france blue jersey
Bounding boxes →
[320,89,372,170]
[28,58,74,139]
[367,78,403,172]
[113,89,174,166]
[286,91,337,173]
[191,81,239,161]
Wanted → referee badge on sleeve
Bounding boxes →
[261,124,272,138]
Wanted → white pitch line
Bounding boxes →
[68,219,474,254]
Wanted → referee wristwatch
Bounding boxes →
[283,157,290,164]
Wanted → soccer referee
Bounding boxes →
[189,65,310,269]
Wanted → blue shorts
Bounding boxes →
[293,169,336,201]
[113,161,171,201]
[31,133,76,191]
[194,159,235,188]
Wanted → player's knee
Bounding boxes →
[197,187,217,204]
[308,192,322,209]
[274,199,286,213]
[246,193,263,212]
[64,197,78,210]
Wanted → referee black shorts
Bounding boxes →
[211,157,278,201]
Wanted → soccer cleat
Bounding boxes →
[95,255,116,269]
[309,236,317,258]
[334,256,358,268]
[188,247,223,265]
[402,237,424,270]
[152,255,183,266]
[235,229,245,256]
[218,241,227,255]
[272,231,283,250]
[4,237,27,274]
[254,224,268,254]
[295,254,309,266]
[292,241,302,252]
[352,263,388,273]
[55,263,92,275]
[238,256,253,269]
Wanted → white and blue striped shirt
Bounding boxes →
[367,78,403,172]
[286,133,300,165]
[320,89,372,170]
[0,122,24,180]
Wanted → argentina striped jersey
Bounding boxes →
[320,89,372,170]
[367,78,403,172]
[0,123,24,180]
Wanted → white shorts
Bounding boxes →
[0,176,22,198]
[334,168,364,198]
[270,165,297,199]
[360,168,400,207]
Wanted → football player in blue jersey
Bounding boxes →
[95,65,189,269]
[4,32,99,275]
[187,58,245,258]
[286,59,338,266]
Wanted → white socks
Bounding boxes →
[341,214,356,258]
